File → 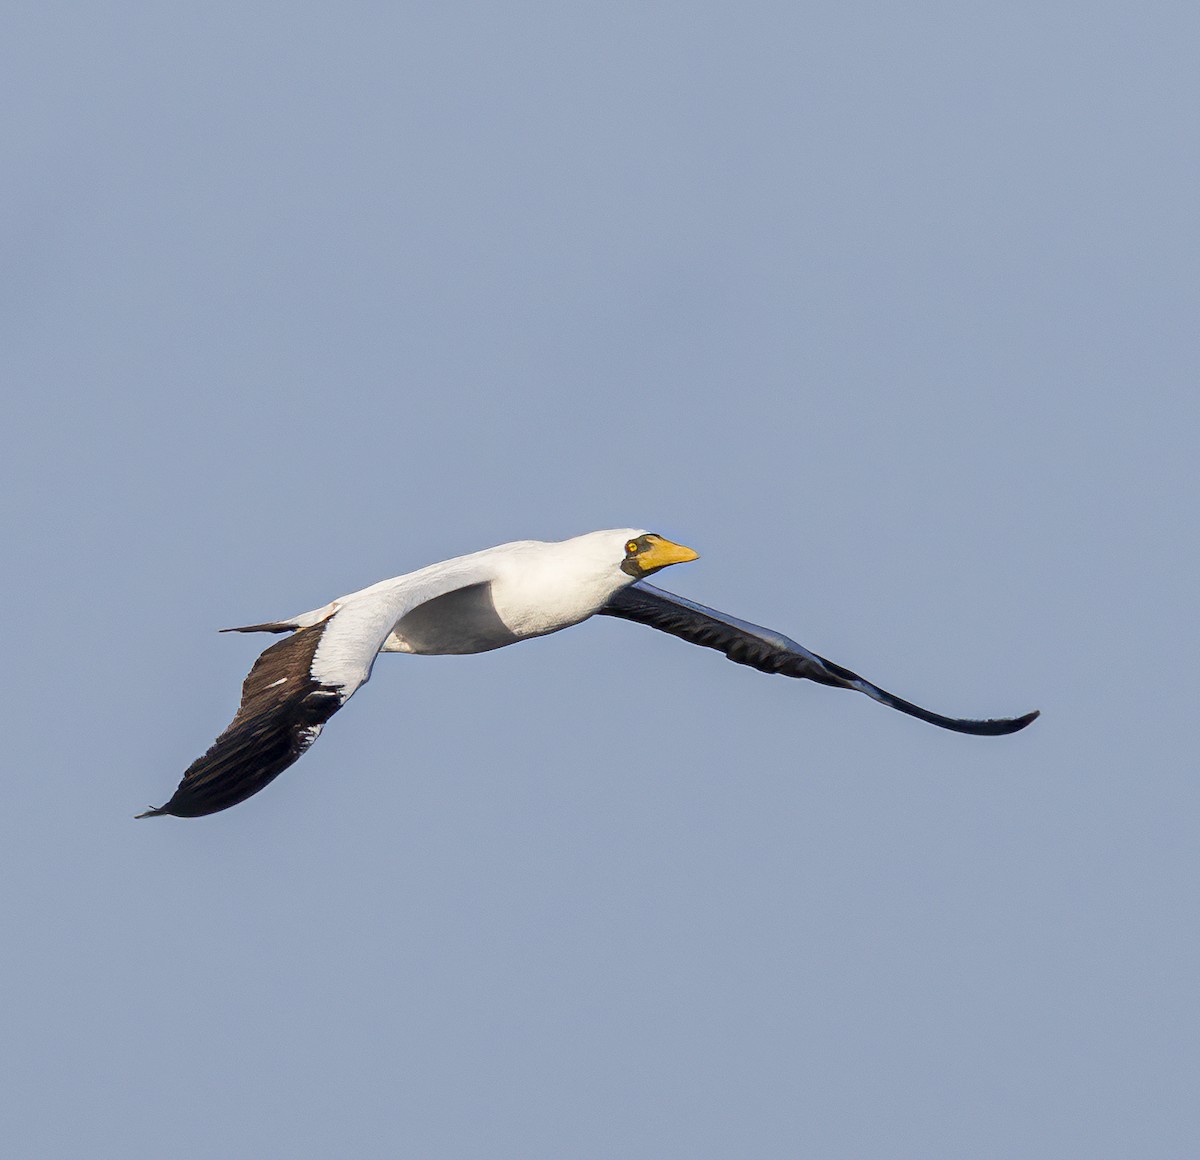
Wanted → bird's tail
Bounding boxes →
[218,621,296,634]
[219,601,340,635]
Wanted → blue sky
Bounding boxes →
[3,4,1197,1157]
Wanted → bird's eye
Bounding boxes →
[626,540,638,554]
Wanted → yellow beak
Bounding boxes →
[638,536,700,571]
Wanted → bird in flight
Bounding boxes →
[138,530,1038,819]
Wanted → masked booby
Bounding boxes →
[137,529,1038,819]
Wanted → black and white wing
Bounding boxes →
[136,621,350,818]
[138,561,495,819]
[599,582,1038,736]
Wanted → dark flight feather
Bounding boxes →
[136,623,346,818]
[600,582,1038,736]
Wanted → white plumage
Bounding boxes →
[138,529,1037,819]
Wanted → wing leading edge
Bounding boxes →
[598,582,1038,736]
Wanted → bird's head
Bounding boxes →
[550,530,700,611]
[616,531,700,580]
[557,529,699,596]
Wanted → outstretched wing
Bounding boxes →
[598,582,1038,736]
[136,620,355,818]
[139,558,501,819]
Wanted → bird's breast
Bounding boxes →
[488,567,613,640]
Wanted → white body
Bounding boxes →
[289,530,648,694]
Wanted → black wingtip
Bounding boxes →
[951,708,1040,736]
[838,666,1042,736]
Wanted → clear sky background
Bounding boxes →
[3,4,1196,1158]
